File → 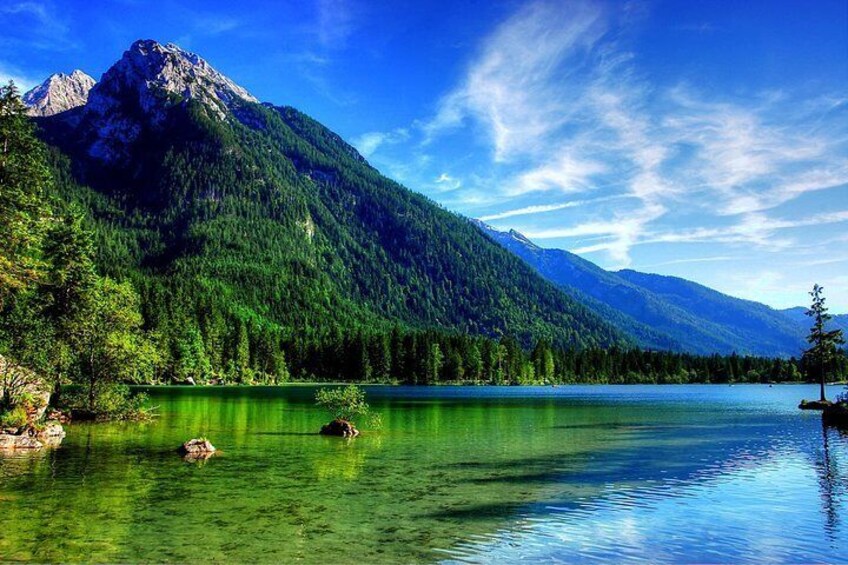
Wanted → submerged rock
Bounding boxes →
[799,399,833,410]
[178,438,217,460]
[320,418,360,438]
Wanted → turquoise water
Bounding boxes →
[0,384,846,562]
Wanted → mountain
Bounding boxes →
[32,39,628,378]
[615,270,807,356]
[22,70,95,117]
[779,307,848,337]
[477,222,807,357]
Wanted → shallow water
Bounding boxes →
[1,384,846,563]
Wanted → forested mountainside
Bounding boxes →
[30,40,629,382]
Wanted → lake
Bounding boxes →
[1,384,846,563]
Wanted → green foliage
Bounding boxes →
[0,405,27,429]
[60,384,152,421]
[0,82,52,304]
[803,284,846,401]
[0,85,158,419]
[33,92,631,386]
[315,384,376,425]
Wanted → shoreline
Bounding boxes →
[131,381,839,388]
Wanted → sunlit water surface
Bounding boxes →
[1,384,847,563]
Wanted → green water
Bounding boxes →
[1,385,846,563]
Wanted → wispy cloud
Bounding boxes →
[352,128,409,158]
[411,0,848,268]
[434,172,462,192]
[316,0,357,49]
[0,62,38,90]
[0,1,76,51]
[424,0,607,162]
[635,256,737,269]
[478,195,632,222]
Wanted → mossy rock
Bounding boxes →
[799,399,833,411]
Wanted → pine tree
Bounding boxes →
[805,284,845,401]
[0,82,51,306]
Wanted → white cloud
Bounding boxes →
[508,152,606,195]
[435,172,462,191]
[424,0,607,162]
[0,62,37,91]
[352,128,409,158]
[479,200,588,222]
[316,0,357,49]
[418,0,847,267]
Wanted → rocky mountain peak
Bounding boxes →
[82,39,258,162]
[507,229,540,250]
[87,39,256,121]
[22,70,96,117]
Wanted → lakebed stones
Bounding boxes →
[178,438,217,460]
[319,418,360,438]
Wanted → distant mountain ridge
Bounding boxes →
[476,222,811,357]
[779,306,848,336]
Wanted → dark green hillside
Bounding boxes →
[33,41,628,381]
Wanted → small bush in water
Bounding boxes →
[315,384,381,428]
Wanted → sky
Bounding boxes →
[2,0,847,312]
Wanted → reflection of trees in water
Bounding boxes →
[312,433,383,481]
[818,423,848,538]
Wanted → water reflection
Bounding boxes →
[1,385,846,563]
[817,423,846,539]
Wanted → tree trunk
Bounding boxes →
[88,352,96,411]
[820,360,827,402]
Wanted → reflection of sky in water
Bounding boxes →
[440,418,847,563]
[442,457,839,562]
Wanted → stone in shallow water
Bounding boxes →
[319,418,360,437]
[178,438,217,460]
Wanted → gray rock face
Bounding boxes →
[22,70,96,116]
[84,39,257,162]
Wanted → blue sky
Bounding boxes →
[2,0,847,311]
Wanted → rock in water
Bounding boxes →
[319,419,360,438]
[799,399,833,410]
[178,438,217,460]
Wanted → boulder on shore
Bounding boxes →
[799,399,833,410]
[320,418,360,438]
[178,438,216,460]
[0,422,66,450]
